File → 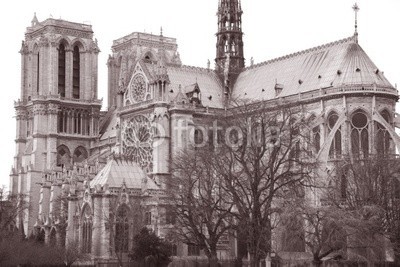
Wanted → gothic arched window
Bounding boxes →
[81,204,92,253]
[351,111,369,157]
[328,112,342,158]
[115,205,129,253]
[376,110,391,155]
[37,52,40,94]
[73,146,88,163]
[57,145,71,168]
[58,111,65,133]
[58,43,66,97]
[72,46,80,99]
[313,125,321,153]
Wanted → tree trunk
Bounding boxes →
[248,253,260,267]
[209,254,219,267]
[394,249,400,265]
[312,259,322,267]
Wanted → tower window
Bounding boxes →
[57,145,71,168]
[26,120,31,136]
[37,53,40,94]
[58,111,64,133]
[73,146,88,163]
[72,46,80,99]
[58,44,66,97]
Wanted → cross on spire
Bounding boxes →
[352,2,360,43]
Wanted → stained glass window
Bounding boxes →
[121,115,154,172]
[351,111,369,157]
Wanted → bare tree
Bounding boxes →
[282,196,383,267]
[169,147,234,267]
[0,188,29,240]
[332,156,400,263]
[211,103,317,267]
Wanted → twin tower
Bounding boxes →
[10,1,245,235]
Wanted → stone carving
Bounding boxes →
[90,38,100,53]
[38,36,50,47]
[121,114,154,173]
[125,74,147,104]
[19,41,29,55]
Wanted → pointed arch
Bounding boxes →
[72,45,81,99]
[350,109,369,157]
[115,204,130,253]
[36,228,45,243]
[49,227,57,246]
[55,36,72,50]
[70,38,87,52]
[58,42,66,97]
[32,43,40,95]
[375,109,392,155]
[73,146,88,163]
[317,112,346,162]
[327,111,342,158]
[307,113,322,154]
[142,50,156,63]
[81,203,92,253]
[57,145,71,168]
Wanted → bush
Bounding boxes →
[129,227,173,267]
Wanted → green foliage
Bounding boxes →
[129,227,173,266]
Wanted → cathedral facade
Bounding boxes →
[9,0,399,263]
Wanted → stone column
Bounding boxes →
[100,193,110,258]
[66,194,78,247]
[40,183,51,220]
[92,192,103,257]
[153,107,171,188]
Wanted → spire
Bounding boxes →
[215,0,245,94]
[31,12,39,27]
[352,2,360,43]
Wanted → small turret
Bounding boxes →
[31,12,39,27]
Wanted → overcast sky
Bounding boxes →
[0,0,399,188]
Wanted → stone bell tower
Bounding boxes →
[10,14,102,236]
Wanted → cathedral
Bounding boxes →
[9,0,399,263]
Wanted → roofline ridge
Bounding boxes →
[180,64,217,73]
[245,36,354,71]
[167,64,224,88]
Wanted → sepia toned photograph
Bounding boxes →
[0,0,399,266]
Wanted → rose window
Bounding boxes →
[121,115,153,172]
[130,74,146,103]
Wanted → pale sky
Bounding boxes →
[0,0,399,188]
